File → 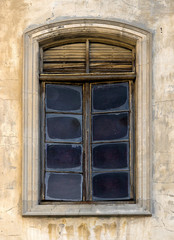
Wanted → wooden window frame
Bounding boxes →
[23,19,152,216]
[41,80,134,203]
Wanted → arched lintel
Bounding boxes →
[24,19,151,49]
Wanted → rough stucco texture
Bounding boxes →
[0,0,174,239]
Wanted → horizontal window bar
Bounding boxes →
[45,141,82,144]
[45,170,83,174]
[92,169,130,173]
[45,110,131,115]
[41,199,135,204]
[40,73,136,82]
[46,111,82,115]
[92,109,130,115]
[91,139,129,144]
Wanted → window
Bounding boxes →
[40,40,135,203]
[23,19,152,216]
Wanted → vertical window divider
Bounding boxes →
[132,48,136,73]
[89,83,92,201]
[129,80,134,199]
[39,47,43,74]
[40,82,46,201]
[82,84,87,201]
[83,82,91,201]
[86,39,90,73]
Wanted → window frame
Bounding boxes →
[41,80,134,203]
[23,19,152,216]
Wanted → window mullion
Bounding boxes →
[83,82,92,201]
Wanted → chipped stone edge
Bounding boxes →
[22,19,152,216]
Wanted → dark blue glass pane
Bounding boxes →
[92,172,129,200]
[92,83,128,112]
[93,113,128,141]
[92,143,128,170]
[46,144,82,171]
[46,84,82,112]
[46,115,82,142]
[45,173,82,201]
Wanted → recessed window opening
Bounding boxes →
[23,20,151,216]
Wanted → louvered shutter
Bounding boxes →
[89,43,133,73]
[43,43,86,74]
[42,41,134,74]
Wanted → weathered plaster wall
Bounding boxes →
[0,0,174,239]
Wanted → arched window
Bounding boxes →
[23,19,152,216]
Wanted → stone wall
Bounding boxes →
[0,0,174,239]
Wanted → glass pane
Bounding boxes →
[45,173,82,201]
[92,172,129,200]
[92,83,128,112]
[92,143,128,170]
[46,144,82,171]
[46,84,82,112]
[46,114,82,142]
[93,113,128,141]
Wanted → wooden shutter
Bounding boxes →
[89,43,133,73]
[43,43,86,74]
[42,40,134,74]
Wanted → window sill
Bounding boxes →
[23,201,152,216]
